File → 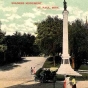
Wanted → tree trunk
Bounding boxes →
[53,55,55,67]
[4,52,5,62]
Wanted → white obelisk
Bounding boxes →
[60,0,70,65]
[62,10,70,64]
[57,0,81,76]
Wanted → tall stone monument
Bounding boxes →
[56,0,81,76]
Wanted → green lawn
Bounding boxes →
[43,56,61,68]
[36,56,88,81]
[79,64,88,70]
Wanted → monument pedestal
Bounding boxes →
[56,64,81,76]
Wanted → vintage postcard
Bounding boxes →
[0,0,88,88]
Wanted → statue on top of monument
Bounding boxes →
[63,0,67,10]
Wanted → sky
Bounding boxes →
[0,0,88,35]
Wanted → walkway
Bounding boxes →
[0,57,47,88]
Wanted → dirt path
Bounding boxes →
[0,57,47,88]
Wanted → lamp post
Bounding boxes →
[53,75,56,88]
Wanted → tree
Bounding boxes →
[0,29,6,44]
[0,29,7,63]
[3,31,40,64]
[69,19,88,68]
[36,16,63,66]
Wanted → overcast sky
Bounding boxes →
[0,0,88,35]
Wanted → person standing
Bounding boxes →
[63,75,71,88]
[71,76,76,88]
[66,76,71,88]
[63,79,66,88]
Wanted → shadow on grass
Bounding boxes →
[0,58,31,71]
[7,81,63,88]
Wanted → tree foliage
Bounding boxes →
[36,16,63,56]
[69,19,88,68]
[0,31,40,65]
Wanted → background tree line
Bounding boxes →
[36,16,88,69]
[0,31,40,65]
[0,15,88,68]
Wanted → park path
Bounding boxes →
[0,57,47,88]
[0,57,88,88]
